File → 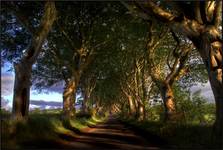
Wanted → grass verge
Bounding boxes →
[120,118,222,149]
[1,110,105,149]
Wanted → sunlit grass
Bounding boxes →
[1,109,106,149]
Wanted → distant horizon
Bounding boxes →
[1,99,84,112]
[1,62,83,111]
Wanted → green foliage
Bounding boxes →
[145,84,215,125]
[179,50,209,89]
[1,1,41,64]
[174,85,215,124]
[147,104,164,121]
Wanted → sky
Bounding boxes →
[1,62,64,110]
[1,62,215,110]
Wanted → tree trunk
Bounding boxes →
[12,61,32,120]
[127,95,136,117]
[11,2,56,120]
[160,83,176,121]
[63,79,76,118]
[137,103,145,121]
[173,20,223,137]
[193,35,223,138]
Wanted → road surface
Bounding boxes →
[24,116,166,149]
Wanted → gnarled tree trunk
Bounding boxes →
[12,2,56,120]
[127,95,136,117]
[160,83,176,121]
[62,71,81,118]
[193,34,222,137]
[137,102,145,121]
[12,61,32,120]
[63,79,76,118]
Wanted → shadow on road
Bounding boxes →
[18,116,167,150]
[55,117,165,150]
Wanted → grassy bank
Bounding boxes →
[120,118,222,149]
[1,109,106,149]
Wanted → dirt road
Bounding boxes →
[55,116,163,150]
[23,116,165,149]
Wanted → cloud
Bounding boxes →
[190,81,214,103]
[29,100,82,110]
[30,100,62,110]
[1,73,14,96]
[30,100,62,107]
[48,81,64,93]
[31,81,64,94]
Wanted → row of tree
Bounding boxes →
[1,1,222,138]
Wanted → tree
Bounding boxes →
[79,68,97,114]
[123,0,222,137]
[145,22,194,121]
[1,1,57,120]
[32,2,124,118]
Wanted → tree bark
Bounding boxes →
[160,83,176,121]
[63,71,81,118]
[193,35,222,138]
[12,2,56,120]
[127,95,136,117]
[173,22,222,137]
[12,61,32,120]
[137,102,145,121]
[63,78,76,118]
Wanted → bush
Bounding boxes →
[175,89,215,125]
[147,104,164,121]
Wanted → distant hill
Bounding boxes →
[30,100,81,110]
[30,100,62,110]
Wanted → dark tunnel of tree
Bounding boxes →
[1,1,222,149]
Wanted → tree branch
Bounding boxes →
[120,1,150,21]
[56,21,77,52]
[167,48,173,71]
[206,1,215,22]
[27,1,57,63]
[213,0,222,27]
[140,1,175,22]
[171,30,180,58]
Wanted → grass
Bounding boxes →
[120,118,222,149]
[1,109,105,149]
